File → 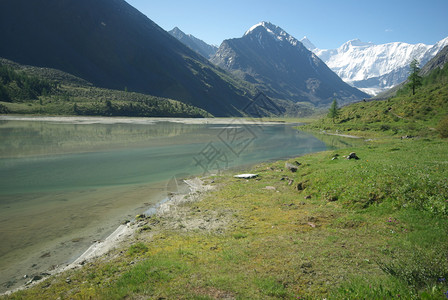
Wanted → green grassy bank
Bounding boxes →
[303,62,448,139]
[4,136,447,299]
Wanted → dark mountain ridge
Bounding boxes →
[0,0,255,116]
[211,22,369,106]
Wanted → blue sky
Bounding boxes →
[125,0,448,49]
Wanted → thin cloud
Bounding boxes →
[385,28,393,32]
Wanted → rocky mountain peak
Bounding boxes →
[211,22,368,106]
[340,39,374,51]
[168,27,218,59]
[300,36,316,51]
[243,21,302,49]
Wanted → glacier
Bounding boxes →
[301,36,448,95]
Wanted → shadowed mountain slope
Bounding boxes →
[0,0,256,116]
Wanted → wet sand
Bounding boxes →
[0,181,167,293]
[2,177,210,296]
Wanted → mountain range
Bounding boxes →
[2,0,396,117]
[0,0,257,117]
[169,27,218,59]
[210,22,369,107]
[301,36,448,95]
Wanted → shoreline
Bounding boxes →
[318,130,362,139]
[0,115,287,125]
[2,177,213,296]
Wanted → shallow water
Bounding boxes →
[0,117,352,292]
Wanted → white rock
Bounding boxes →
[233,174,258,179]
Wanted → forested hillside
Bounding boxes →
[0,60,211,118]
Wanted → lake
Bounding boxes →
[0,116,358,292]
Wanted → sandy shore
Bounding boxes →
[319,130,362,139]
[2,177,213,296]
[0,115,286,125]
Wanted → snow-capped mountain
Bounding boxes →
[301,36,448,95]
[377,45,448,100]
[211,22,368,106]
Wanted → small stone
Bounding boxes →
[234,173,258,179]
[264,186,276,190]
[285,162,298,172]
[304,195,311,199]
[65,277,71,284]
[327,195,338,202]
[296,182,305,191]
[25,275,42,285]
[346,152,359,160]
[307,222,316,228]
[301,262,312,268]
[40,252,51,258]
[288,179,294,186]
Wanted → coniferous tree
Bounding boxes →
[408,59,422,95]
[328,99,340,123]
